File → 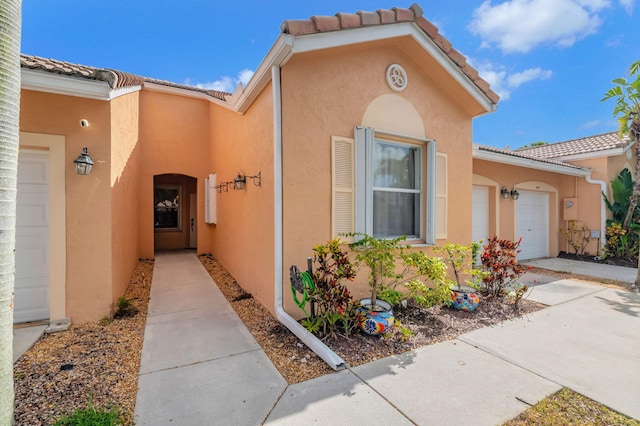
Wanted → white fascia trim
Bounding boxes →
[234,35,294,114]
[22,68,111,100]
[473,145,591,177]
[109,85,143,100]
[289,23,496,114]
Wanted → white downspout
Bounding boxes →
[271,64,346,370]
[586,174,607,253]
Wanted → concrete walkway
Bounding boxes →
[135,253,640,424]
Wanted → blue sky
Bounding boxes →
[21,0,638,149]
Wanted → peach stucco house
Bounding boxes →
[14,4,630,336]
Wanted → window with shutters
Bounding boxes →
[332,127,443,245]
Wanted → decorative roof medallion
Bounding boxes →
[386,64,407,91]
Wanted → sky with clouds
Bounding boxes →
[21,0,638,148]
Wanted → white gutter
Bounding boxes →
[271,65,347,370]
[586,174,608,249]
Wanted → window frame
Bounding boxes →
[154,183,182,232]
[355,127,436,244]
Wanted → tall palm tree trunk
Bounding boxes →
[0,0,22,423]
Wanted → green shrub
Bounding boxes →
[54,403,123,426]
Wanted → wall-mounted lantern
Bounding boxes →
[510,188,520,200]
[233,173,246,190]
[501,186,510,199]
[74,146,94,175]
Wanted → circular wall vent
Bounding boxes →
[386,64,407,91]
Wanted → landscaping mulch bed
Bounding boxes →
[13,260,153,426]
[12,254,636,425]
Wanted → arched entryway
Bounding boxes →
[154,174,197,250]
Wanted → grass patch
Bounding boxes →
[53,402,123,426]
[504,388,639,425]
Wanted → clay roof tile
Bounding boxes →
[357,11,381,26]
[336,12,361,29]
[311,15,341,32]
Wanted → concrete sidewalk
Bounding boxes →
[134,253,640,424]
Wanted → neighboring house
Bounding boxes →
[13,3,628,329]
[472,131,634,260]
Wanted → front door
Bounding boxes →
[516,190,549,260]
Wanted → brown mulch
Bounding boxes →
[12,254,634,425]
[13,260,153,426]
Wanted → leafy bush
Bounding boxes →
[480,236,526,298]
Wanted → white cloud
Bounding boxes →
[469,0,605,53]
[474,61,553,100]
[185,68,255,93]
[580,119,601,129]
[619,0,634,13]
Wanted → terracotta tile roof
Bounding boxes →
[516,131,633,159]
[281,3,500,105]
[20,54,230,101]
[477,144,586,170]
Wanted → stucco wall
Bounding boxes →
[110,92,141,300]
[137,90,212,259]
[208,85,275,313]
[280,41,480,311]
[20,90,113,322]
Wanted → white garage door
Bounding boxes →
[516,190,549,260]
[472,185,489,244]
[14,150,50,323]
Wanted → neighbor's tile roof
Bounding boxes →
[516,131,632,159]
[281,3,500,105]
[20,54,231,101]
[477,145,586,170]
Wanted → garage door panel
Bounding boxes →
[16,197,49,227]
[17,157,48,184]
[516,190,549,260]
[472,186,489,243]
[15,150,50,323]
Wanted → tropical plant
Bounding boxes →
[602,60,640,287]
[299,239,359,339]
[433,242,484,290]
[480,236,526,298]
[603,168,637,224]
[346,233,450,309]
[0,0,22,422]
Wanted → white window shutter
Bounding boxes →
[332,136,355,242]
[435,153,447,239]
[205,173,217,224]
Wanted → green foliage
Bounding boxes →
[53,401,123,426]
[299,239,359,339]
[602,60,640,138]
[559,220,591,257]
[518,141,549,149]
[113,296,137,319]
[603,168,638,224]
[433,242,483,290]
[346,233,451,309]
[602,222,640,260]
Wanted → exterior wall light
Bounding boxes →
[510,188,520,200]
[501,187,510,199]
[74,146,94,175]
[233,173,246,190]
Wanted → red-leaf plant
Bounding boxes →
[480,236,526,298]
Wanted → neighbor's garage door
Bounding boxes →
[14,150,50,323]
[516,190,549,260]
[472,185,489,244]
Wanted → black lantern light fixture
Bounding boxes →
[501,186,510,199]
[74,146,94,175]
[233,173,247,190]
[510,188,520,200]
